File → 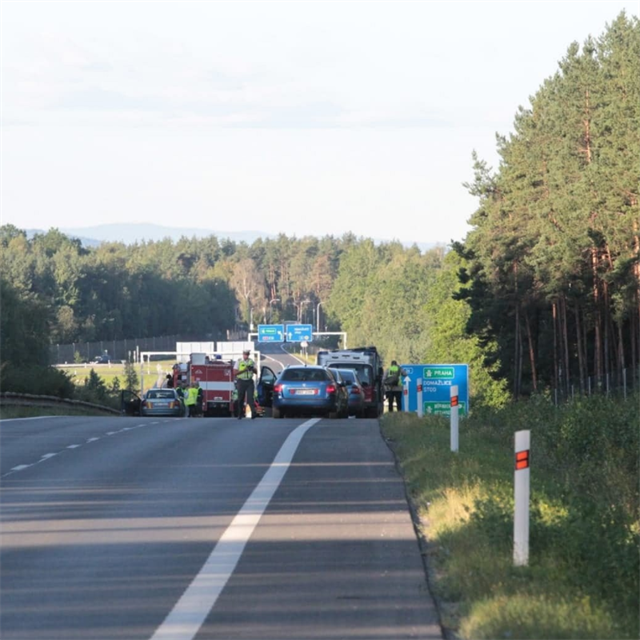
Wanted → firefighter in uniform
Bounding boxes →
[384,360,406,412]
[235,350,257,419]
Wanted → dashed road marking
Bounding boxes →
[2,419,167,478]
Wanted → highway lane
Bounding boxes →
[0,414,442,640]
[257,342,307,373]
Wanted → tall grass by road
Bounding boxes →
[381,394,639,639]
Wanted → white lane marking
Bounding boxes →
[150,417,322,640]
[280,343,306,365]
[0,416,65,423]
[1,419,166,478]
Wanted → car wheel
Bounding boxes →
[272,406,283,419]
[328,410,339,420]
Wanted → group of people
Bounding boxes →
[178,380,203,417]
[163,350,403,416]
[162,349,259,419]
[164,374,203,417]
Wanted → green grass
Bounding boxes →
[381,396,639,640]
[57,360,175,388]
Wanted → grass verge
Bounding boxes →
[381,395,639,640]
[0,405,113,419]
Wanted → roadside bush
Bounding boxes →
[0,363,75,398]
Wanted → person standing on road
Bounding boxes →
[384,360,406,412]
[185,382,198,417]
[235,349,257,419]
[196,382,203,416]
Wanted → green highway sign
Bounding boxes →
[401,363,469,414]
[423,367,454,379]
[423,400,467,416]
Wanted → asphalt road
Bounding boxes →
[0,344,442,640]
[257,342,308,374]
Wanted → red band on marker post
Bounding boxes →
[515,450,530,470]
[451,395,459,407]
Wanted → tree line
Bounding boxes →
[1,12,637,406]
[455,12,639,397]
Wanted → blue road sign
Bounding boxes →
[286,324,313,342]
[258,324,284,343]
[400,364,469,416]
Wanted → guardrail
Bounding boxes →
[0,392,120,415]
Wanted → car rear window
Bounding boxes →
[328,364,372,385]
[336,370,356,383]
[147,390,176,399]
[280,368,330,382]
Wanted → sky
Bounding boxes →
[2,1,638,246]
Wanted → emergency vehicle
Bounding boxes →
[316,347,384,417]
[172,352,277,417]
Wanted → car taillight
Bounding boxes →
[351,386,361,394]
[326,384,336,394]
[274,383,283,393]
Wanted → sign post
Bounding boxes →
[285,324,313,342]
[257,324,284,343]
[402,376,410,412]
[450,384,459,452]
[514,430,531,566]
[399,364,469,417]
[417,378,423,418]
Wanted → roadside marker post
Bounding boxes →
[417,378,423,418]
[514,430,531,566]
[402,376,410,412]
[450,385,459,452]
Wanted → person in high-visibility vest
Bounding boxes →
[383,360,406,412]
[235,350,257,419]
[185,382,199,417]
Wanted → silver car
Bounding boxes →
[141,389,184,417]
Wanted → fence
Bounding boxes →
[50,334,219,365]
[553,366,640,405]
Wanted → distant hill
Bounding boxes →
[59,223,272,246]
[25,223,443,253]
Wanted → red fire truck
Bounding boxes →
[172,354,235,416]
[172,352,277,417]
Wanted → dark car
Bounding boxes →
[141,388,184,417]
[92,355,111,364]
[271,365,348,419]
[334,368,366,418]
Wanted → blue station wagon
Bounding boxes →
[271,366,348,419]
